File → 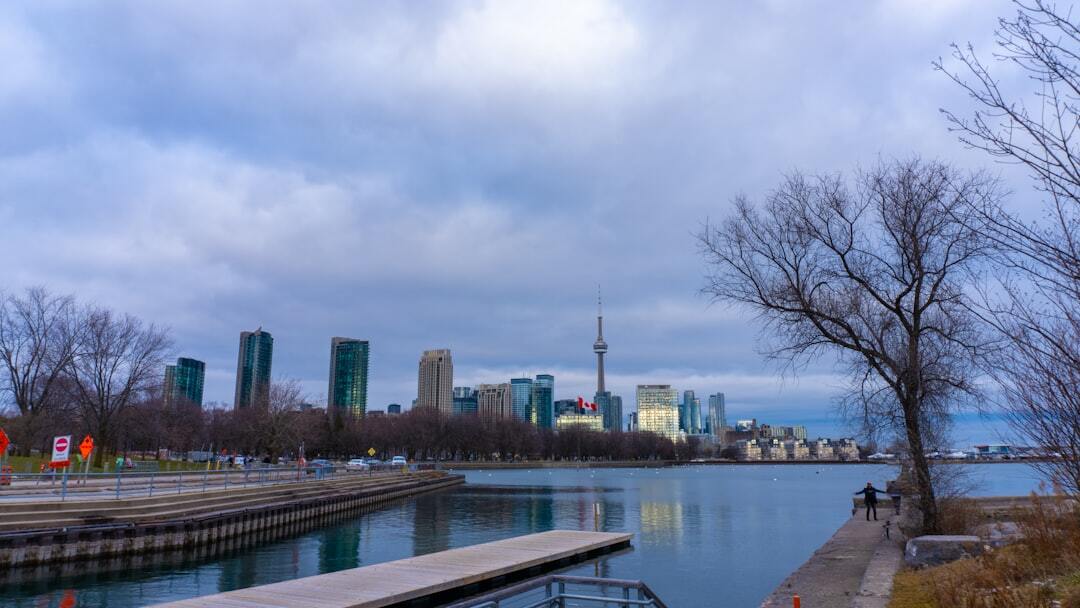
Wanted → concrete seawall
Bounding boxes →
[0,473,463,570]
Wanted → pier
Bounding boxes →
[152,530,633,608]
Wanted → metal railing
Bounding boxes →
[0,463,416,502]
[445,575,669,608]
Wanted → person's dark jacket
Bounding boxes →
[854,486,886,504]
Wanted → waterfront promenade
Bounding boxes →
[152,530,632,608]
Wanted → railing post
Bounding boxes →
[558,581,566,608]
[622,585,631,608]
[60,467,69,502]
[115,469,122,499]
[149,473,155,497]
[203,467,208,492]
[178,471,183,494]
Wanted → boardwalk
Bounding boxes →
[152,530,633,608]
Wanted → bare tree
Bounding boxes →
[251,377,305,459]
[66,306,171,466]
[698,159,997,533]
[0,287,81,451]
[937,0,1080,495]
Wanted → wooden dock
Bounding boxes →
[152,530,633,608]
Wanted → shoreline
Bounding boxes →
[441,458,1030,470]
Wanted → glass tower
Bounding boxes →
[680,390,695,433]
[637,385,679,441]
[708,393,727,436]
[328,337,369,418]
[510,377,533,422]
[452,386,478,416]
[532,374,555,428]
[234,328,273,409]
[164,357,205,407]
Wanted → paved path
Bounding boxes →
[151,530,632,608]
[761,513,903,608]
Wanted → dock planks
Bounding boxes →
[152,530,632,608]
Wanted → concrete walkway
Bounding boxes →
[761,513,904,608]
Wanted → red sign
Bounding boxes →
[50,435,71,468]
[0,428,9,455]
[79,435,94,460]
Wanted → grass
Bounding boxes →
[888,494,1080,608]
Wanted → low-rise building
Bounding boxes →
[556,412,605,432]
[736,439,763,461]
[785,439,810,460]
[765,439,787,460]
[835,438,860,461]
[810,438,834,460]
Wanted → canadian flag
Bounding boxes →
[577,397,598,412]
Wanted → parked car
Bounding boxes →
[308,459,335,473]
[345,458,369,471]
[391,456,407,466]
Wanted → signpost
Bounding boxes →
[51,435,71,468]
[0,427,10,487]
[79,435,94,484]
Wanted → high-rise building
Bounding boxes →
[637,385,679,441]
[452,386,478,416]
[164,357,205,407]
[690,396,702,434]
[532,374,555,428]
[556,412,604,432]
[477,383,512,422]
[680,390,694,432]
[708,393,726,436]
[417,349,453,414]
[387,403,402,415]
[327,337,369,418]
[234,328,273,409]
[610,395,623,432]
[554,398,580,416]
[510,377,533,421]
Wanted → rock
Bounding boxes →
[904,535,984,568]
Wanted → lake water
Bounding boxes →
[2,463,1044,608]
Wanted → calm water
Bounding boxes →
[3,463,1043,608]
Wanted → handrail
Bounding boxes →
[445,574,669,608]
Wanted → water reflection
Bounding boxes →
[2,463,1043,608]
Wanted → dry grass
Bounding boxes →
[888,494,1080,608]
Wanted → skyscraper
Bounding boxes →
[234,328,273,409]
[691,395,702,434]
[510,377,533,421]
[417,349,453,414]
[680,390,694,432]
[477,383,512,422]
[637,385,679,441]
[610,395,623,432]
[708,393,727,436]
[164,357,205,407]
[532,374,555,428]
[328,337,369,418]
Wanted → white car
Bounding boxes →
[391,456,407,466]
[345,458,369,471]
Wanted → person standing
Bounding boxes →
[855,481,886,521]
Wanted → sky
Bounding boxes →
[0,0,1036,444]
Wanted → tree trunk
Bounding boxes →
[903,401,938,533]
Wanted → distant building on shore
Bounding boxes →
[708,393,726,436]
[328,337,369,418]
[387,403,402,415]
[510,377,533,421]
[476,383,511,422]
[555,398,579,417]
[164,357,205,407]
[556,411,604,432]
[417,349,453,414]
[532,374,555,428]
[452,387,478,416]
[636,385,679,441]
[234,328,273,409]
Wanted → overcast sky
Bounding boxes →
[0,1,1033,443]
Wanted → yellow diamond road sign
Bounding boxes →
[367,448,376,457]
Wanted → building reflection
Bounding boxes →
[319,522,360,572]
[413,494,452,555]
[638,501,683,542]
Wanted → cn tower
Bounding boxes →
[593,288,608,393]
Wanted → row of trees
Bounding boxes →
[699,0,1080,533]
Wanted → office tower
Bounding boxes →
[610,395,623,432]
[532,374,555,428]
[556,412,604,432]
[691,396,702,434]
[477,383,512,422]
[708,393,726,436]
[327,337,369,418]
[637,385,679,441]
[234,328,273,409]
[164,357,205,407]
[417,349,453,414]
[452,387,478,416]
[510,377,533,421]
[680,390,694,432]
[387,403,402,415]
[628,411,638,432]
